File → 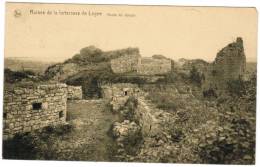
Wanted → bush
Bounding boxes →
[227,77,246,97]
[198,117,255,164]
[156,72,176,84]
[4,68,29,83]
[3,124,74,160]
[67,46,106,64]
[3,132,38,159]
[111,75,147,85]
[189,66,203,87]
[118,96,138,121]
[143,85,187,112]
[42,124,73,136]
[203,88,217,98]
[23,70,36,76]
[122,130,143,155]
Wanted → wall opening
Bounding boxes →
[3,113,7,119]
[32,102,42,110]
[59,111,64,118]
[124,91,128,96]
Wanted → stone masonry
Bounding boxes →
[111,55,171,75]
[3,84,68,139]
[134,96,173,139]
[137,57,171,75]
[67,85,83,100]
[103,83,173,139]
[101,83,142,111]
[111,54,141,73]
[203,37,246,91]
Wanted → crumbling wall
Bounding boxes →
[203,37,246,91]
[111,54,140,74]
[104,83,172,139]
[3,84,68,139]
[101,83,142,111]
[110,54,171,75]
[134,97,173,139]
[102,83,139,98]
[137,57,171,75]
[45,63,80,81]
[67,85,82,100]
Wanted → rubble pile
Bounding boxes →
[111,120,142,160]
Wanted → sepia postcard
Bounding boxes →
[2,2,257,164]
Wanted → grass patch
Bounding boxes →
[3,124,74,160]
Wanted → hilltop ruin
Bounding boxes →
[111,54,172,75]
[203,37,246,91]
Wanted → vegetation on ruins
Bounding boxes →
[203,88,218,98]
[197,74,256,164]
[63,46,140,65]
[189,66,204,87]
[117,96,138,121]
[227,77,246,97]
[4,68,36,83]
[3,124,74,160]
[3,38,256,164]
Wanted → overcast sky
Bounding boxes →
[5,3,257,62]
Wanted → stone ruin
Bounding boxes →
[111,54,172,75]
[103,83,174,142]
[137,57,172,75]
[3,83,82,139]
[67,85,83,100]
[110,54,140,74]
[101,83,143,111]
[203,37,246,91]
[102,82,175,159]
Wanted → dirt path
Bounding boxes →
[61,99,119,161]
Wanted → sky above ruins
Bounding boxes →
[5,3,257,62]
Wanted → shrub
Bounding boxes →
[122,130,143,155]
[118,96,138,121]
[227,77,246,97]
[23,70,36,76]
[189,66,203,87]
[3,132,37,159]
[3,124,74,160]
[144,85,187,113]
[203,88,217,98]
[4,68,29,83]
[68,46,106,64]
[155,72,176,84]
[198,117,255,164]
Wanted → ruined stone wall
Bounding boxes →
[101,83,142,111]
[137,57,171,75]
[102,83,139,99]
[111,54,140,73]
[135,97,173,139]
[3,84,68,139]
[67,85,82,100]
[203,37,246,90]
[103,83,172,139]
[46,63,80,81]
[111,54,171,75]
